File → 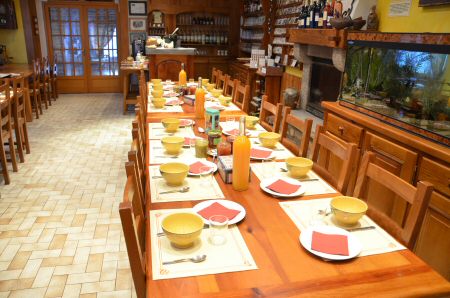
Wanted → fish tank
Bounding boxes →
[339,37,450,146]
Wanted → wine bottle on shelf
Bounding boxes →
[309,0,317,28]
[316,1,322,28]
[179,63,187,86]
[232,116,251,192]
[305,0,311,28]
[298,2,306,28]
[195,77,205,119]
[323,0,332,28]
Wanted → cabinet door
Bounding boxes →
[193,57,210,80]
[415,157,450,280]
[363,132,418,225]
[156,60,181,81]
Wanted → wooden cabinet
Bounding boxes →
[240,0,271,56]
[193,56,229,80]
[148,54,194,81]
[415,158,450,280]
[322,102,450,280]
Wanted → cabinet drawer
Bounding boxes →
[325,113,363,145]
[418,157,450,198]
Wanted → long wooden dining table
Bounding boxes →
[144,95,450,297]
[0,63,34,122]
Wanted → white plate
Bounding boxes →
[260,177,305,198]
[193,199,246,225]
[250,147,274,160]
[188,160,218,176]
[299,226,362,261]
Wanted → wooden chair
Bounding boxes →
[119,161,146,298]
[125,155,145,215]
[353,152,433,249]
[50,58,58,100]
[216,72,227,90]
[40,57,51,109]
[312,125,358,194]
[224,76,237,97]
[211,67,221,85]
[259,95,283,132]
[10,75,30,162]
[280,107,313,157]
[0,79,18,183]
[232,81,250,113]
[131,125,146,175]
[29,59,42,119]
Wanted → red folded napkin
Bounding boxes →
[164,92,178,97]
[225,129,240,136]
[180,119,192,126]
[266,179,300,195]
[189,161,212,174]
[165,100,181,106]
[311,231,349,256]
[251,148,272,159]
[184,137,198,146]
[197,202,241,221]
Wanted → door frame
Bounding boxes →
[44,1,121,93]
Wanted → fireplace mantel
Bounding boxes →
[287,28,348,49]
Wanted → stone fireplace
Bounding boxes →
[293,43,346,118]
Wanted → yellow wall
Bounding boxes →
[0,0,28,63]
[377,0,450,33]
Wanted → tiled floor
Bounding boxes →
[0,94,136,297]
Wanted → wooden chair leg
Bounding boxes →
[8,135,18,172]
[42,88,48,110]
[47,85,52,106]
[22,122,30,154]
[14,123,24,163]
[0,138,10,184]
[33,93,39,119]
[38,92,43,115]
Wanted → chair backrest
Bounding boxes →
[280,107,313,157]
[119,164,146,298]
[125,156,145,215]
[216,72,227,90]
[312,125,358,194]
[41,57,50,82]
[224,76,236,98]
[32,59,41,89]
[0,79,12,134]
[211,67,221,85]
[259,95,283,132]
[10,75,25,117]
[51,57,57,79]
[353,152,433,249]
[233,81,250,113]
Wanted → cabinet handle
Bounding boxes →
[338,126,345,134]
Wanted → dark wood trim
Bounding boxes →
[19,0,35,62]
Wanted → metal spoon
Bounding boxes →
[155,155,179,159]
[159,186,190,195]
[162,254,207,265]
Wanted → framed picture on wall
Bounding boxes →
[419,0,450,6]
[129,32,147,42]
[129,18,146,31]
[128,1,147,16]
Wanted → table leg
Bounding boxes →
[24,79,32,122]
[123,72,129,115]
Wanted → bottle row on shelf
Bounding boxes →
[177,15,230,26]
[243,15,266,27]
[275,0,302,6]
[240,29,264,41]
[178,31,229,45]
[195,49,229,56]
[276,5,302,16]
[148,28,166,36]
[244,0,263,14]
[298,0,342,29]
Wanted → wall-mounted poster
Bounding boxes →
[129,1,147,16]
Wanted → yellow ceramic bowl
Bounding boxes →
[162,212,204,248]
[152,97,166,109]
[210,88,223,98]
[159,162,189,186]
[152,89,164,98]
[161,118,180,133]
[152,84,163,91]
[218,95,232,106]
[258,132,281,148]
[206,83,216,92]
[285,157,313,178]
[161,136,184,155]
[330,196,368,226]
[202,78,210,86]
[245,116,259,129]
[151,79,162,84]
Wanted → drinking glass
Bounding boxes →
[195,138,208,158]
[200,166,213,187]
[209,215,228,245]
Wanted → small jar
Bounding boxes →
[207,130,222,149]
[226,135,236,154]
[195,138,208,158]
[217,140,232,156]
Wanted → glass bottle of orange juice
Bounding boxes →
[232,116,250,191]
[195,77,205,119]
[179,63,187,86]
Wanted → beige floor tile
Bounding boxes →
[8,287,47,298]
[32,267,55,288]
[79,294,97,298]
[62,283,81,297]
[66,272,100,285]
[1,270,22,281]
[71,214,86,227]
[44,285,65,298]
[81,280,115,294]
[0,291,9,298]
[97,290,132,298]
[48,234,67,250]
[48,274,67,287]
[86,253,104,273]
[41,256,74,267]
[115,269,132,291]
[53,264,86,276]
[8,251,32,270]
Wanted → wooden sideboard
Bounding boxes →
[322,101,450,280]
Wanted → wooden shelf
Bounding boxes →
[287,28,348,48]
[243,11,264,17]
[181,43,228,47]
[241,25,265,30]
[276,1,302,9]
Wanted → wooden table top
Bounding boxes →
[144,110,450,297]
[0,63,33,77]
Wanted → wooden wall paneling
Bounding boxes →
[119,0,130,86]
[20,0,41,62]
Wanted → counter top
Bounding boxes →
[145,47,196,55]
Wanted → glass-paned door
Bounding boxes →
[45,2,119,93]
[88,8,119,77]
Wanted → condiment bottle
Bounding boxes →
[195,77,205,119]
[179,63,187,86]
[232,116,251,191]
